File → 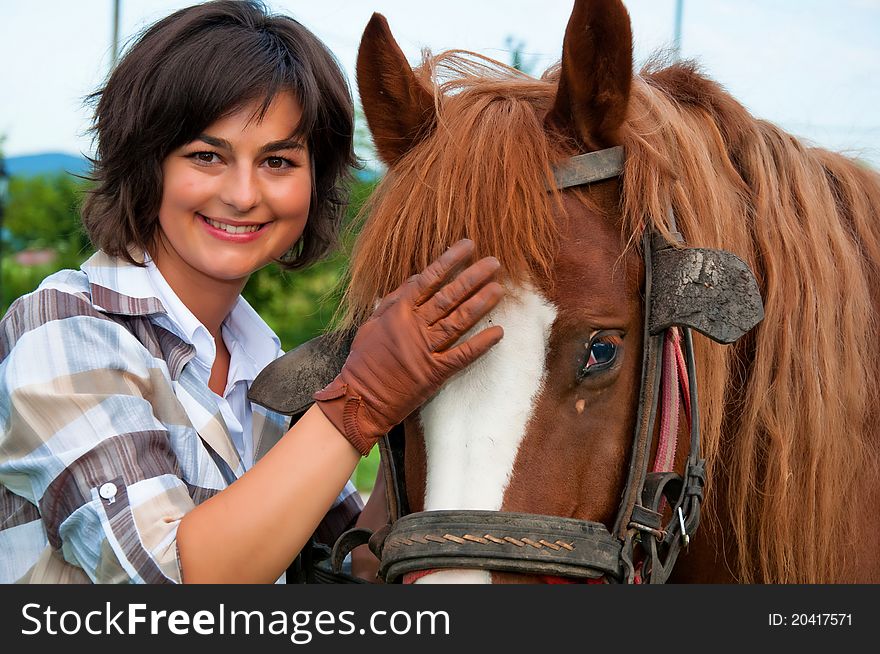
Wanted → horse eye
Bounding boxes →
[580,338,619,378]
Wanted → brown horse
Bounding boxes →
[328,0,880,584]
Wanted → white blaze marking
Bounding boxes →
[416,569,488,584]
[414,284,557,584]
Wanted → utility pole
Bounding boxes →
[672,0,684,61]
[111,0,121,67]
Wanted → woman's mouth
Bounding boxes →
[198,213,268,241]
[201,214,263,233]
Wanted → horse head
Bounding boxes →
[351,0,665,584]
[326,0,880,583]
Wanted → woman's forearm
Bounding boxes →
[176,404,361,583]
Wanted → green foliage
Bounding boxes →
[1,174,94,314]
[352,447,380,495]
[4,173,91,254]
[243,258,344,352]
[1,250,90,315]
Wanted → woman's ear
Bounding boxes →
[544,0,633,150]
[356,13,437,167]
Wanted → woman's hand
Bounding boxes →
[314,239,505,455]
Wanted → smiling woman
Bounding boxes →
[154,94,313,343]
[0,0,505,585]
[154,92,315,397]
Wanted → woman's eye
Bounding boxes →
[265,157,292,169]
[579,336,620,378]
[193,152,219,164]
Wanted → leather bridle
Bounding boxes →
[330,145,764,584]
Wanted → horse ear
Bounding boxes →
[356,13,437,166]
[545,0,633,149]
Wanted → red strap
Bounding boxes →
[653,328,681,473]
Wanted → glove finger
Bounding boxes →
[429,281,505,352]
[440,325,505,370]
[370,276,414,320]
[419,256,501,325]
[409,239,476,305]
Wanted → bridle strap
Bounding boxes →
[634,326,705,584]
[654,327,684,474]
[613,228,665,543]
[375,510,624,583]
[551,145,625,190]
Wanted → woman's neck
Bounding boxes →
[149,241,247,339]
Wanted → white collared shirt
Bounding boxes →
[144,259,280,470]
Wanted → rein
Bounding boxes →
[339,145,764,584]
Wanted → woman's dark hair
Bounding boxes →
[83,0,356,269]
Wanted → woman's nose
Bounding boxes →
[220,167,261,213]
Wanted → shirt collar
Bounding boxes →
[80,250,167,316]
[142,258,281,382]
[224,295,282,384]
[142,258,215,370]
[80,250,281,385]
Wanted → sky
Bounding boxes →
[1,0,878,169]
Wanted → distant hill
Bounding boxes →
[5,152,91,178]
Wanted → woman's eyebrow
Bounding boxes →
[193,134,305,155]
[258,138,306,155]
[196,134,232,150]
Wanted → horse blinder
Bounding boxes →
[649,245,764,345]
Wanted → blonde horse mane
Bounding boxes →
[342,51,880,582]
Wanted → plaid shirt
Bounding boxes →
[0,251,361,583]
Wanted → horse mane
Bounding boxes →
[341,50,880,582]
[623,61,880,582]
[340,51,566,327]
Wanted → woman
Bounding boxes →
[0,0,503,583]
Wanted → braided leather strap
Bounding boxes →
[375,510,625,583]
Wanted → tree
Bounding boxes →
[1,172,93,314]
[505,35,537,75]
[4,174,91,255]
[0,136,9,253]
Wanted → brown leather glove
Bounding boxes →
[314,239,505,455]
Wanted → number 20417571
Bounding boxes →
[769,613,852,626]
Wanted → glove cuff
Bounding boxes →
[314,378,377,456]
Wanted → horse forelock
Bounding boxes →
[341,51,568,329]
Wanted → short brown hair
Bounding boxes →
[83,0,355,269]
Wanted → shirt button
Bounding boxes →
[99,482,118,503]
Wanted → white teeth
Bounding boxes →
[204,216,261,234]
